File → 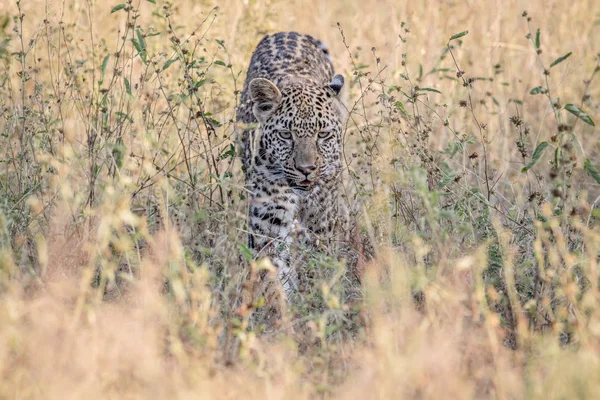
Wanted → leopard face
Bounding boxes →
[249,76,345,194]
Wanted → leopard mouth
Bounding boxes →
[291,179,313,191]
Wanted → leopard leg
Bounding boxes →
[248,194,299,298]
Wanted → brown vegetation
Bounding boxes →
[0,0,599,398]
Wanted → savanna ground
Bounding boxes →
[0,0,599,398]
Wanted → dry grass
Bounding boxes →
[0,0,599,398]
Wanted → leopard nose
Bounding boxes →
[296,164,317,176]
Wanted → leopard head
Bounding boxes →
[249,75,345,193]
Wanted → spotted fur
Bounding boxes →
[237,32,348,295]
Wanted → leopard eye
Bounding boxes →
[317,131,333,139]
[277,131,292,140]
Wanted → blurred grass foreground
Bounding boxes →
[0,0,599,398]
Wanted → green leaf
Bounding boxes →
[101,54,110,75]
[110,4,126,13]
[115,111,132,123]
[438,171,457,188]
[565,103,595,126]
[238,244,254,262]
[124,77,131,95]
[219,143,236,160]
[213,60,227,67]
[549,52,572,68]
[417,64,423,81]
[193,79,206,88]
[394,101,409,118]
[215,39,226,49]
[136,29,146,52]
[100,54,110,84]
[209,118,222,127]
[584,158,600,184]
[529,86,546,95]
[111,142,126,168]
[131,39,147,62]
[535,28,540,49]
[163,58,178,71]
[522,141,549,172]
[131,39,142,54]
[419,87,442,94]
[449,31,468,41]
[146,0,156,3]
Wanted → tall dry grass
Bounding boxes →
[0,0,599,398]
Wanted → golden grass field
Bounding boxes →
[0,0,599,398]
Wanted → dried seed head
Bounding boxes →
[510,116,523,127]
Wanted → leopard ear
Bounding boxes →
[328,74,344,96]
[249,78,282,122]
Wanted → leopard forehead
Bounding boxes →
[264,84,341,135]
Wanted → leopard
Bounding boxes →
[236,31,350,297]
